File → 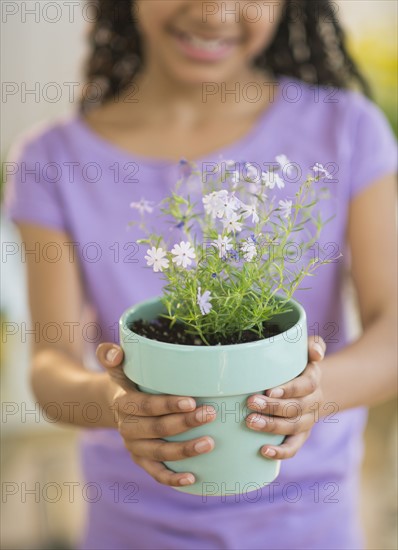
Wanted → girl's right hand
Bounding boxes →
[96,343,216,487]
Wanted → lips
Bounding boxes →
[170,28,240,62]
[185,34,227,51]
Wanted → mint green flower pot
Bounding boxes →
[119,297,307,496]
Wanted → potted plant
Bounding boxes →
[119,157,334,495]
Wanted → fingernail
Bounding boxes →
[313,342,324,359]
[179,475,194,486]
[194,439,212,453]
[195,406,216,423]
[269,388,284,398]
[263,448,277,457]
[248,415,266,428]
[106,348,119,362]
[178,398,196,411]
[250,396,267,409]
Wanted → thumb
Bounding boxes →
[307,336,326,362]
[96,343,136,390]
[97,343,123,366]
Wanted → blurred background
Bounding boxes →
[1,1,397,548]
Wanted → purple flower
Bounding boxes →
[175,216,186,229]
[179,158,193,179]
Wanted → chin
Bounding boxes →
[163,59,246,88]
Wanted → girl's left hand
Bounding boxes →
[246,336,326,460]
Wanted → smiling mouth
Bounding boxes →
[171,28,240,51]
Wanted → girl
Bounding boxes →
[5,1,397,549]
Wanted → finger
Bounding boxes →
[96,342,124,367]
[307,336,326,362]
[260,431,311,460]
[123,405,217,439]
[135,457,196,487]
[246,395,305,418]
[131,436,215,462]
[132,391,197,417]
[96,342,136,391]
[98,344,198,415]
[246,412,314,435]
[264,361,321,399]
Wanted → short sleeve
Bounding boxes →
[3,129,67,231]
[349,94,397,199]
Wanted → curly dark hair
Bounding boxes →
[81,0,371,109]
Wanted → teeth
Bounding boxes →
[186,34,224,51]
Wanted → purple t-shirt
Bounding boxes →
[5,77,397,550]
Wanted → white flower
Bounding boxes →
[276,154,290,168]
[171,241,196,268]
[203,190,227,218]
[145,247,169,272]
[130,198,154,214]
[225,159,238,169]
[247,181,266,197]
[197,287,213,316]
[276,154,294,178]
[245,163,260,181]
[212,235,233,258]
[261,171,285,190]
[240,202,259,224]
[230,170,240,188]
[229,193,244,210]
[217,191,240,219]
[241,239,257,262]
[278,199,293,219]
[203,192,219,218]
[222,212,242,234]
[312,163,332,179]
[202,190,239,220]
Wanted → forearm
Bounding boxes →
[31,348,117,429]
[321,307,397,414]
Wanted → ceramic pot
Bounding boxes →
[119,296,307,496]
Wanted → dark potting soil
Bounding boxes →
[129,317,282,346]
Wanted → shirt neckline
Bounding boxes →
[72,76,286,169]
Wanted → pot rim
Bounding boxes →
[119,296,306,350]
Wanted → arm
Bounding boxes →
[18,223,215,486]
[321,173,397,411]
[246,173,397,457]
[18,223,116,428]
